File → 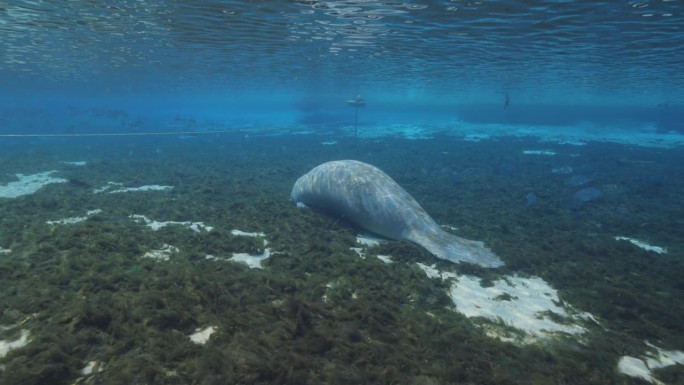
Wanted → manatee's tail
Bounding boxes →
[408,227,503,268]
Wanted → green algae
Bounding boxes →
[0,136,682,384]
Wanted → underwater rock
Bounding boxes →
[292,160,503,267]
[552,166,573,175]
[568,187,602,210]
[564,174,594,187]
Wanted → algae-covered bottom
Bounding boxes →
[0,133,683,385]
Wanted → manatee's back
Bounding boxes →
[291,160,432,240]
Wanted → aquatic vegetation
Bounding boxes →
[0,136,682,384]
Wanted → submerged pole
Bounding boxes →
[347,94,365,141]
[354,105,358,139]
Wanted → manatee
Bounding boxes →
[291,160,503,268]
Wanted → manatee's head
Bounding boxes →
[290,173,309,204]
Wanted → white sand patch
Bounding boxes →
[449,275,588,337]
[130,214,213,232]
[351,246,391,263]
[231,229,265,237]
[93,182,123,193]
[142,244,179,261]
[207,230,272,268]
[46,209,102,225]
[94,182,172,194]
[523,150,557,156]
[206,249,271,268]
[0,171,68,198]
[353,235,591,342]
[614,236,667,254]
[416,263,594,343]
[61,161,87,166]
[188,326,216,344]
[0,248,10,254]
[81,360,104,375]
[356,233,385,247]
[416,263,458,280]
[322,282,334,303]
[417,263,441,279]
[618,356,654,383]
[463,133,491,142]
[227,248,271,269]
[186,222,212,232]
[353,234,390,261]
[556,140,586,146]
[618,342,684,384]
[0,329,30,358]
[354,121,684,149]
[107,184,173,193]
[358,123,433,140]
[322,280,358,303]
[536,123,684,149]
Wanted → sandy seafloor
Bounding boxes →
[0,126,683,385]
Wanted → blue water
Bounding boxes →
[1,0,683,135]
[1,2,684,384]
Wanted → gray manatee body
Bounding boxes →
[291,160,503,268]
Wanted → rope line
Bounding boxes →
[0,120,354,138]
